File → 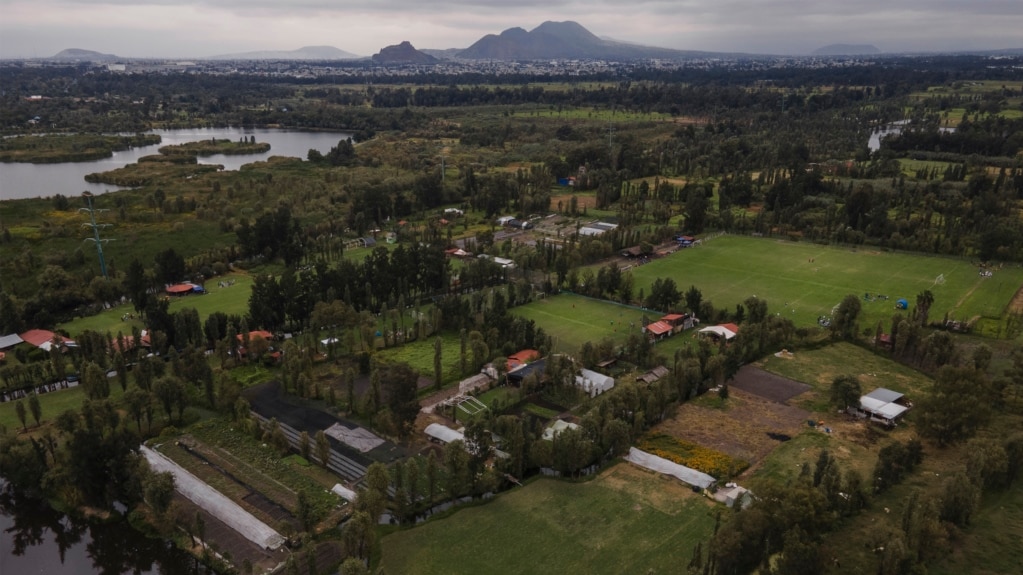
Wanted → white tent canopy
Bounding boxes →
[698,325,737,340]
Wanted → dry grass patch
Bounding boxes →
[654,388,809,470]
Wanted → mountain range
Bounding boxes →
[44,22,1023,63]
[456,21,718,60]
[209,45,360,60]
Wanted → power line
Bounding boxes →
[79,192,114,279]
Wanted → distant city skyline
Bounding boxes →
[1,0,1021,59]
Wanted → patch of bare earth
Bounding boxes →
[654,389,809,467]
[549,193,598,211]
[1008,285,1023,314]
[730,365,811,403]
[597,463,712,514]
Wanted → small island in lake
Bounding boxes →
[0,133,162,163]
[158,138,271,157]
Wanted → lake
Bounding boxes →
[0,128,352,201]
[867,121,955,152]
[0,481,209,575]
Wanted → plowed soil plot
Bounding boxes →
[170,494,276,572]
[656,389,809,467]
[729,365,810,403]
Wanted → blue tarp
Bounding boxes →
[896,298,908,309]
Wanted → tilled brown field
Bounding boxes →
[729,365,811,403]
[654,388,809,471]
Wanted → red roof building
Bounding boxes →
[645,321,673,338]
[507,349,540,370]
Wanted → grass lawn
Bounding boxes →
[59,272,253,338]
[628,235,1023,333]
[757,342,934,414]
[376,332,464,387]
[511,293,656,353]
[0,379,129,431]
[379,463,717,575]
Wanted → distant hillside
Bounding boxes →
[372,41,438,64]
[457,21,717,61]
[209,45,361,60]
[812,44,881,56]
[50,48,119,61]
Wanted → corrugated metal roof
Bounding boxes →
[865,388,903,403]
[0,333,24,349]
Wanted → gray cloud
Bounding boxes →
[1,0,1020,58]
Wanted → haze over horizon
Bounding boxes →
[1,0,1021,59]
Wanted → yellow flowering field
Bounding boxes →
[637,433,749,478]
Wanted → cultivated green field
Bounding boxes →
[628,235,1023,333]
[59,272,253,338]
[379,463,716,575]
[511,293,664,353]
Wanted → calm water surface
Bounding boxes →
[0,482,208,575]
[0,128,351,200]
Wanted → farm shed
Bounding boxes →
[637,365,670,384]
[855,387,910,425]
[425,423,465,445]
[644,321,673,340]
[0,333,24,350]
[576,368,615,397]
[624,447,716,490]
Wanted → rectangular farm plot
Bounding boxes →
[627,235,1023,330]
[653,388,810,468]
[512,293,651,353]
[380,464,715,575]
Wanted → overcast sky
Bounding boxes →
[1,0,1021,59]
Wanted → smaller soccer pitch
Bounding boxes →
[627,235,1023,330]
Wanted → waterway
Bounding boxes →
[0,128,352,201]
[0,481,210,574]
[867,120,955,152]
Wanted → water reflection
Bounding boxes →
[1,482,207,575]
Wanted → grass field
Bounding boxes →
[376,332,463,387]
[59,272,253,338]
[757,342,935,413]
[511,293,667,354]
[627,235,1023,333]
[745,341,1023,575]
[0,379,128,431]
[379,463,716,575]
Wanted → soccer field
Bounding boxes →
[627,235,1023,330]
[379,464,715,575]
[512,293,653,353]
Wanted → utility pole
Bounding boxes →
[607,117,616,169]
[80,191,113,279]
